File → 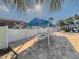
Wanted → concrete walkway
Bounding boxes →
[53,32,79,53]
[1,32,79,59]
[17,32,79,59]
[0,36,38,59]
[12,36,38,54]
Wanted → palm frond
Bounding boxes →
[3,0,29,12]
[50,0,64,12]
[16,0,27,11]
[2,0,78,12]
[3,0,64,12]
[36,0,43,4]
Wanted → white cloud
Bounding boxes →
[0,5,9,12]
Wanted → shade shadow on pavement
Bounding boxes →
[17,35,79,59]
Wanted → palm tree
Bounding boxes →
[74,14,79,19]
[2,0,67,12]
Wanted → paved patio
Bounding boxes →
[0,32,79,59]
[16,32,79,59]
[53,32,79,53]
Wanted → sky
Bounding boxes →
[0,0,79,24]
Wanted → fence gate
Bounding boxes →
[0,26,8,49]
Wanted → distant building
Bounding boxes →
[0,18,27,29]
[57,14,79,32]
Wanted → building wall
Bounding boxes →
[0,19,27,28]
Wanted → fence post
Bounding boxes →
[5,26,8,48]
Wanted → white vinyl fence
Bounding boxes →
[0,26,8,49]
[0,26,57,49]
[8,28,48,42]
[8,29,28,42]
